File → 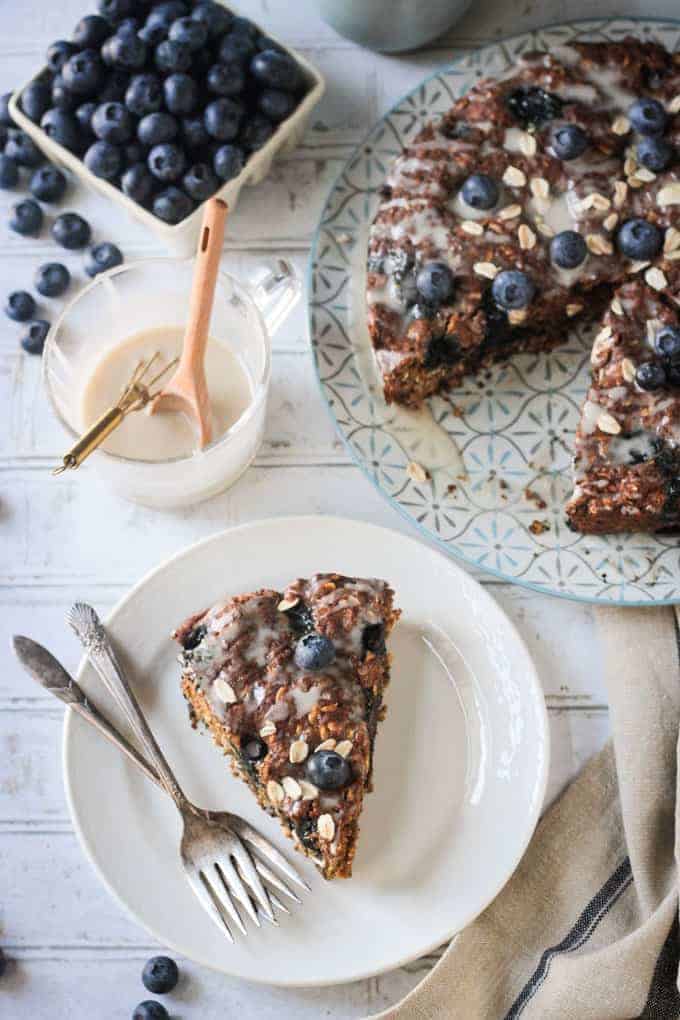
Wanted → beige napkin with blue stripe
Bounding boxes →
[372,606,680,1019]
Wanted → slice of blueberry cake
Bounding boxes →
[173,574,400,879]
[367,38,680,407]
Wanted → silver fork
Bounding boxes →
[63,602,310,940]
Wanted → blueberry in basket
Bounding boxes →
[42,108,82,151]
[138,111,178,146]
[153,185,193,224]
[183,162,218,201]
[122,162,155,204]
[84,139,123,179]
[21,80,51,124]
[92,101,133,143]
[148,142,185,181]
[213,143,244,181]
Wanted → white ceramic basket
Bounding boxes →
[8,9,324,255]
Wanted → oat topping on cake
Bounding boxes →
[173,574,400,879]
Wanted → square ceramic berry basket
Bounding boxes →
[8,6,324,256]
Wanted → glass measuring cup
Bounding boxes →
[43,257,299,508]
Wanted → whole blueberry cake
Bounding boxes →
[366,38,680,532]
[173,573,400,879]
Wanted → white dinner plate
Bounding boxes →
[63,515,549,986]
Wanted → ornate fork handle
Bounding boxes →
[67,602,190,812]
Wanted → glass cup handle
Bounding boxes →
[248,258,301,338]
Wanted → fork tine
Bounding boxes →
[203,867,247,936]
[215,858,260,928]
[185,868,235,942]
[268,891,290,916]
[228,816,311,892]
[229,839,276,924]
[254,859,302,904]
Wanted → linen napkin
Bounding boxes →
[371,605,680,1019]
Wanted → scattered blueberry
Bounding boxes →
[105,31,147,71]
[492,269,535,310]
[21,319,50,355]
[62,50,103,95]
[628,97,667,136]
[163,73,198,115]
[416,261,454,306]
[133,1001,169,1020]
[148,142,185,181]
[98,0,135,23]
[41,108,82,151]
[72,14,111,48]
[85,139,123,179]
[155,38,192,73]
[655,326,680,360]
[138,111,178,146]
[0,155,19,189]
[616,218,663,260]
[5,290,36,322]
[46,40,75,75]
[506,85,563,126]
[251,50,301,93]
[9,199,43,236]
[52,212,91,249]
[30,165,67,202]
[305,750,352,791]
[182,114,209,150]
[5,132,43,168]
[92,102,133,143]
[0,93,13,127]
[213,143,244,181]
[21,80,51,123]
[637,136,674,173]
[183,162,218,201]
[461,173,499,210]
[206,61,246,97]
[550,230,587,269]
[241,736,267,763]
[142,956,179,995]
[550,123,589,160]
[636,361,666,391]
[122,162,155,204]
[152,185,193,223]
[191,2,233,39]
[294,632,335,671]
[169,16,208,51]
[86,241,123,276]
[125,74,163,117]
[35,262,70,298]
[51,75,78,112]
[258,88,295,122]
[240,112,274,151]
[204,97,243,141]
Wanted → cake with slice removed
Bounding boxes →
[173,573,400,879]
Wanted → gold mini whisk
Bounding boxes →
[52,352,179,475]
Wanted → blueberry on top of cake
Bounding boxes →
[173,574,400,879]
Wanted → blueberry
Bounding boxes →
[116,17,140,38]
[10,199,43,236]
[104,32,147,71]
[0,93,13,128]
[73,14,111,48]
[231,16,258,38]
[206,62,245,97]
[21,319,50,355]
[191,2,233,38]
[636,361,666,391]
[124,141,145,165]
[122,162,155,204]
[213,143,244,181]
[155,39,192,73]
[617,218,663,260]
[163,73,197,115]
[0,155,18,189]
[6,291,36,321]
[125,74,162,117]
[62,50,102,95]
[21,81,51,123]
[51,76,78,112]
[0,125,7,149]
[154,1,188,20]
[0,948,6,978]
[461,173,499,210]
[305,750,352,791]
[182,114,209,150]
[415,261,454,306]
[142,956,179,995]
[241,735,267,763]
[637,136,674,173]
[628,97,667,137]
[133,1001,169,1020]
[550,123,589,160]
[550,230,587,269]
[258,88,295,122]
[183,162,218,201]
[240,113,274,151]
[251,50,301,93]
[52,212,91,249]
[46,40,75,74]
[294,632,335,671]
[35,262,70,298]
[148,142,185,181]
[98,0,134,22]
[41,108,82,151]
[86,241,123,277]
[204,98,243,141]
[30,165,67,202]
[655,326,680,360]
[139,18,169,47]
[218,32,257,64]
[84,139,123,179]
[152,185,193,223]
[99,69,132,103]
[492,269,535,310]
[5,132,43,168]
[506,86,563,126]
[169,16,208,50]
[138,112,178,146]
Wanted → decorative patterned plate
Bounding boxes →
[309,17,680,606]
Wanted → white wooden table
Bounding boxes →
[1,0,675,1015]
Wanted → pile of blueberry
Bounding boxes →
[133,955,180,1019]
[17,0,307,224]
[635,325,680,392]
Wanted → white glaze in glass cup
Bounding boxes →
[43,257,299,508]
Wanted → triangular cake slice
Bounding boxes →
[173,573,400,879]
